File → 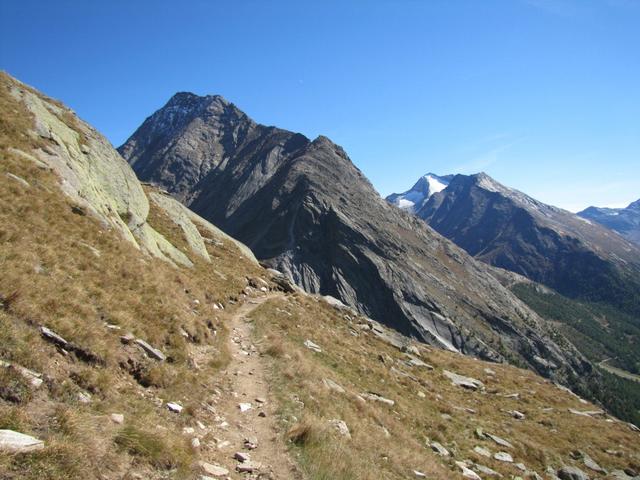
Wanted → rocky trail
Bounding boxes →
[199,294,303,479]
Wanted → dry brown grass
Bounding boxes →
[251,294,640,480]
[0,71,265,478]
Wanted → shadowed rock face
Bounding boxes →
[119,93,592,383]
[578,199,640,247]
[418,173,640,315]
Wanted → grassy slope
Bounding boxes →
[251,295,640,480]
[0,73,266,479]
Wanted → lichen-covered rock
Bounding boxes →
[4,73,256,269]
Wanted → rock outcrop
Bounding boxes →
[3,73,257,268]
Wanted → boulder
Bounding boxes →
[323,378,346,394]
[234,451,250,462]
[582,454,606,474]
[509,410,525,420]
[455,461,482,480]
[303,339,322,353]
[110,413,124,424]
[430,441,450,456]
[557,466,590,480]
[134,339,166,361]
[199,461,229,477]
[361,392,395,406]
[0,430,44,452]
[474,463,502,477]
[474,446,491,457]
[494,452,513,462]
[0,361,43,388]
[443,370,485,390]
[236,461,262,473]
[568,408,604,417]
[40,326,102,364]
[486,432,514,449]
[328,419,351,439]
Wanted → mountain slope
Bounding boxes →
[418,173,640,315]
[119,93,594,386]
[386,173,453,213]
[2,72,640,480]
[578,199,640,246]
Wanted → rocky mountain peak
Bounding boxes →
[386,172,452,212]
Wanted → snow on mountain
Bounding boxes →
[578,198,640,246]
[386,173,453,213]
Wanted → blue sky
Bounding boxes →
[1,0,638,211]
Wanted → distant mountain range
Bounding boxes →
[118,92,592,383]
[578,199,640,246]
[388,172,640,315]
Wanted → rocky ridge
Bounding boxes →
[578,199,640,246]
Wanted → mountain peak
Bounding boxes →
[387,172,453,212]
[167,91,229,106]
[628,198,640,210]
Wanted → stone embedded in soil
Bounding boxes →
[474,445,491,457]
[443,370,485,390]
[234,451,251,462]
[244,436,258,449]
[328,419,351,439]
[0,430,44,453]
[134,338,166,361]
[494,451,513,462]
[167,402,183,413]
[361,392,395,406]
[557,465,590,480]
[509,410,525,420]
[110,413,124,424]
[455,461,482,480]
[485,432,514,449]
[323,378,346,394]
[430,441,450,456]
[236,461,262,473]
[582,453,606,474]
[303,339,322,353]
[199,461,229,477]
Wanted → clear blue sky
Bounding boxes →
[1,0,639,211]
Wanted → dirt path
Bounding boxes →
[212,294,303,479]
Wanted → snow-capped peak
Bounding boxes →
[386,173,453,213]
